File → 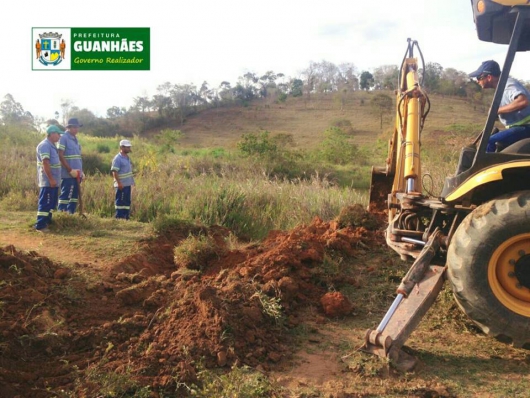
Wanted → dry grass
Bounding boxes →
[168,92,488,152]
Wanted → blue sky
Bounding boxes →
[2,0,530,120]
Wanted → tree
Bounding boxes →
[423,62,443,92]
[338,63,359,92]
[301,61,318,100]
[170,84,200,124]
[218,81,233,103]
[60,99,74,126]
[106,106,127,119]
[152,95,173,117]
[0,94,32,125]
[233,72,259,103]
[289,79,304,97]
[360,71,375,90]
[131,96,152,113]
[370,93,393,129]
[373,65,399,90]
[438,67,467,97]
[198,81,215,104]
[153,82,174,116]
[259,71,277,98]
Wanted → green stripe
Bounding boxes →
[37,211,49,216]
[115,206,130,209]
[120,172,134,178]
[509,114,530,127]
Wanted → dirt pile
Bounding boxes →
[0,209,384,397]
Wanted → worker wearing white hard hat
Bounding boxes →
[111,139,134,219]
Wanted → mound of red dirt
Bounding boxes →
[0,213,384,397]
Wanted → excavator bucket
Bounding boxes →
[368,166,393,213]
[362,231,446,371]
[362,265,446,371]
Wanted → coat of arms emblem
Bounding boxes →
[36,32,65,66]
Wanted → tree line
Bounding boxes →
[2,59,529,137]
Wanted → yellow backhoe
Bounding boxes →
[363,0,530,371]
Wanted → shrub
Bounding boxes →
[320,127,358,165]
[96,143,111,154]
[152,214,196,236]
[237,131,277,157]
[331,119,354,135]
[277,92,288,103]
[173,233,218,270]
[83,152,109,175]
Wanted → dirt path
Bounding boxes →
[0,230,109,268]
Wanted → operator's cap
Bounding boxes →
[66,118,83,128]
[119,139,132,147]
[46,125,64,135]
[469,60,501,78]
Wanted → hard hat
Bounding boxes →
[46,125,64,135]
[120,139,132,147]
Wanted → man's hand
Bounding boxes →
[69,169,80,178]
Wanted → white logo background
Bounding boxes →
[32,28,71,70]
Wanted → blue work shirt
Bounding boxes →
[36,138,61,187]
[500,78,530,127]
[58,131,82,179]
[111,153,134,187]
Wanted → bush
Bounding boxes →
[152,214,196,236]
[277,92,288,103]
[83,152,109,175]
[237,131,277,157]
[331,119,354,135]
[96,143,111,153]
[173,233,218,270]
[320,127,358,165]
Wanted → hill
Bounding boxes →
[159,91,488,150]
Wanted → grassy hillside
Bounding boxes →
[171,91,488,150]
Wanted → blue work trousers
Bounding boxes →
[58,178,79,214]
[487,125,530,152]
[35,187,59,230]
[115,186,132,220]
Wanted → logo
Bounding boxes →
[37,32,65,66]
[33,28,71,70]
[32,27,150,71]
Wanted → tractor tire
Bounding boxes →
[447,191,530,348]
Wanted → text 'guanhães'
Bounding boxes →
[32,27,150,71]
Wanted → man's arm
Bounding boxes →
[498,94,529,114]
[112,170,123,190]
[58,149,72,173]
[42,159,57,187]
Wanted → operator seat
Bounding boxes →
[501,138,530,154]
